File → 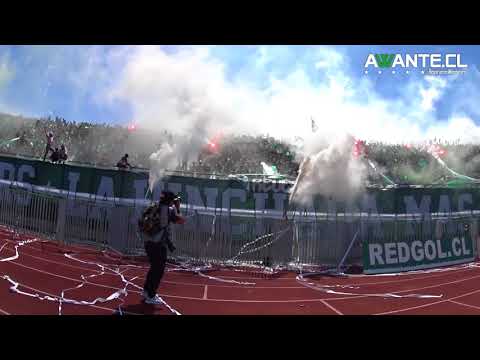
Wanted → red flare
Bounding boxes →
[205,132,224,153]
[353,139,366,158]
[429,144,447,158]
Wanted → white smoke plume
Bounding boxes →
[107,46,242,189]
[68,46,480,194]
[289,133,367,205]
[149,143,176,191]
[5,45,480,199]
[147,116,219,190]
[4,46,480,145]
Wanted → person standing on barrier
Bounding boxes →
[117,154,132,170]
[49,147,60,163]
[43,130,54,161]
[58,144,68,164]
[138,190,185,305]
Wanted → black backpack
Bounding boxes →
[138,204,168,236]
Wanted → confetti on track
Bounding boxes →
[2,225,480,315]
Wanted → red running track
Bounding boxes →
[2,225,480,315]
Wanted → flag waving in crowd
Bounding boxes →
[428,144,447,158]
[311,117,318,133]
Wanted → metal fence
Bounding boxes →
[0,185,59,240]
[0,184,478,271]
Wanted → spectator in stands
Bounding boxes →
[15,131,30,154]
[116,153,132,169]
[19,131,27,144]
[43,130,54,161]
[58,144,68,164]
[5,112,480,184]
[50,147,60,163]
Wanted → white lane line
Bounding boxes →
[7,234,480,309]
[4,239,298,287]
[203,285,208,300]
[0,242,9,255]
[299,268,476,287]
[448,300,480,312]
[320,300,343,315]
[7,254,480,305]
[3,243,312,289]
[9,241,480,290]
[3,257,345,305]
[0,259,346,303]
[0,280,139,315]
[376,287,480,315]
[330,272,480,303]
[16,235,479,287]
[0,306,11,315]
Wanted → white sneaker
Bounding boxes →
[145,294,163,305]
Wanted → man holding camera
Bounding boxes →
[138,190,185,305]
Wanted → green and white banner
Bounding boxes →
[3,154,480,215]
[363,219,476,274]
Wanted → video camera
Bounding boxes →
[172,195,181,205]
[160,191,181,211]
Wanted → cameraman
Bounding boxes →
[139,191,185,305]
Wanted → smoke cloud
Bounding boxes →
[102,46,480,196]
[4,45,480,197]
[289,134,367,205]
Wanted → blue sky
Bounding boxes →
[1,45,480,142]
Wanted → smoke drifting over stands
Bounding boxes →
[1,113,478,186]
[0,114,298,176]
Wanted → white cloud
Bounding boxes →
[419,76,448,111]
[444,65,480,118]
[314,47,345,71]
[425,116,480,143]
[4,45,477,146]
[0,53,14,90]
[99,45,480,145]
[6,45,480,194]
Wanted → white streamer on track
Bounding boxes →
[0,238,39,262]
[167,263,255,286]
[64,253,182,315]
[296,273,442,299]
[0,233,181,315]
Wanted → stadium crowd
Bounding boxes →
[1,113,479,184]
[0,114,299,176]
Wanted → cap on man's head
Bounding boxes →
[124,154,129,158]
[160,191,176,202]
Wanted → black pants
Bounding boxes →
[143,241,168,299]
[43,144,53,161]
